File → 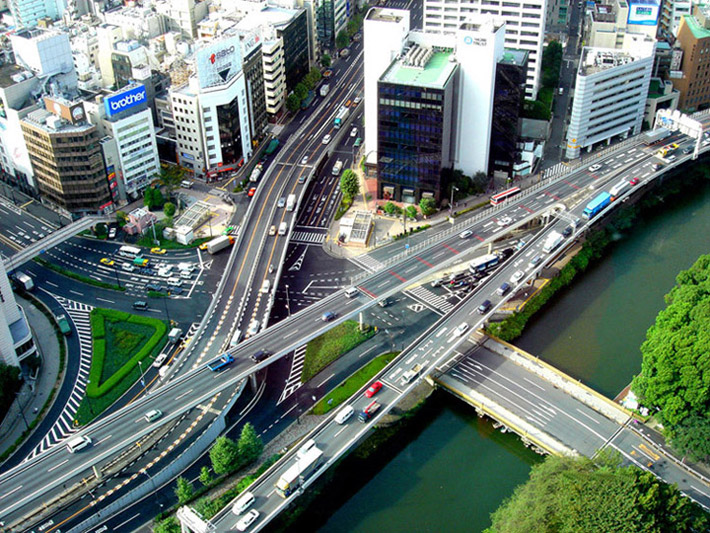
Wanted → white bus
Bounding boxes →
[468,253,500,274]
[118,245,141,258]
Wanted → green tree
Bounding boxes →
[237,422,263,464]
[174,476,194,504]
[152,187,165,208]
[153,517,180,533]
[163,202,176,218]
[143,187,155,209]
[157,164,185,198]
[199,466,213,486]
[419,197,436,216]
[383,201,398,215]
[209,435,240,475]
[0,362,22,420]
[541,40,563,89]
[286,93,301,113]
[347,19,358,36]
[340,169,359,199]
[94,222,108,238]
[294,82,308,102]
[303,72,317,91]
[116,210,127,227]
[336,29,350,50]
[669,415,710,461]
[320,54,332,68]
[405,205,418,220]
[308,67,322,84]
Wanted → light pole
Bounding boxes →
[137,360,146,389]
[449,186,459,216]
[285,284,291,316]
[163,291,172,326]
[112,264,121,289]
[14,390,30,431]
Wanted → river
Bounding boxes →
[313,179,710,532]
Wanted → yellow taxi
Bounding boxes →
[199,242,210,250]
[151,247,167,254]
[100,258,114,266]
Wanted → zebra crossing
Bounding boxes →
[348,254,384,273]
[405,285,455,315]
[278,344,307,404]
[290,231,326,244]
[25,296,94,460]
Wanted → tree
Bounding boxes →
[294,82,308,102]
[383,201,398,215]
[286,93,301,113]
[152,187,165,208]
[116,210,127,227]
[308,67,322,84]
[174,476,194,504]
[336,29,350,50]
[346,19,359,37]
[157,165,185,198]
[405,205,418,220]
[209,435,240,475]
[669,415,710,462]
[143,187,155,209]
[487,454,709,533]
[419,197,436,216]
[0,362,22,420]
[541,40,563,89]
[340,169,359,199]
[199,466,213,486]
[94,223,107,238]
[237,422,263,465]
[163,202,176,218]
[320,54,332,68]
[303,73,316,91]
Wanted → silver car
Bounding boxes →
[277,197,286,208]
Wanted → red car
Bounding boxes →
[247,187,257,197]
[365,381,383,398]
[629,178,640,186]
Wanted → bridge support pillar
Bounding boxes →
[93,464,102,481]
[249,373,258,393]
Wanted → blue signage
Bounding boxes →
[104,85,147,117]
[627,0,660,26]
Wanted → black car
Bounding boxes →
[497,248,514,260]
[170,286,184,295]
[562,226,573,237]
[146,282,162,292]
[452,280,471,289]
[477,300,492,314]
[251,349,271,363]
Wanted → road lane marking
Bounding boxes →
[113,513,141,530]
[2,484,23,497]
[175,389,194,401]
[523,377,545,391]
[317,373,335,386]
[415,256,433,267]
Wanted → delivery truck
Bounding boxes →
[542,230,564,253]
[206,235,235,254]
[275,446,323,498]
[207,354,234,371]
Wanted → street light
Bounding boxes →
[163,291,172,326]
[285,284,291,316]
[450,186,459,216]
[137,360,146,389]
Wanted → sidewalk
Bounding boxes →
[0,295,63,459]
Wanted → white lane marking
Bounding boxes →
[523,377,545,391]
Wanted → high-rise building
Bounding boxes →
[22,96,112,217]
[9,28,78,94]
[155,0,210,39]
[659,0,692,38]
[423,0,546,99]
[0,261,36,368]
[585,0,660,49]
[672,11,710,111]
[312,0,349,51]
[565,40,655,159]
[8,0,65,29]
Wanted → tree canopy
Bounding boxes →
[632,253,710,460]
[487,454,708,533]
[340,169,359,200]
[419,197,436,216]
[320,54,332,68]
[209,435,240,475]
[286,93,301,113]
[336,30,350,50]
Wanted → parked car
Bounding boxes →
[108,227,117,239]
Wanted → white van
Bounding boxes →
[122,263,135,272]
[260,279,271,294]
[278,222,288,236]
[144,409,163,422]
[180,270,191,279]
[335,405,354,424]
[232,491,256,515]
[181,180,193,189]
[344,287,359,298]
[177,262,195,272]
[167,278,183,287]
[158,267,172,278]
[66,435,92,453]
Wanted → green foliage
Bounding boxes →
[522,98,552,121]
[312,352,398,415]
[405,205,418,220]
[94,223,108,238]
[199,466,213,486]
[392,224,431,241]
[382,201,401,215]
[153,517,180,533]
[302,320,376,381]
[116,210,127,226]
[0,362,22,421]
[294,83,308,101]
[303,68,322,91]
[334,196,353,220]
[487,455,709,533]
[163,202,176,218]
[541,40,563,89]
[346,19,359,36]
[336,29,350,49]
[668,415,710,461]
[157,164,185,195]
[286,93,301,113]
[340,169,359,199]
[175,477,194,504]
[419,197,436,216]
[237,422,263,464]
[143,186,165,210]
[320,54,332,68]
[210,435,240,475]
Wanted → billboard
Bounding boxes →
[104,84,147,117]
[196,37,242,90]
[627,0,660,26]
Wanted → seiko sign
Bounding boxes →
[210,46,235,64]
[104,85,147,117]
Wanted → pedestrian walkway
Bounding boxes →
[404,285,454,315]
[290,231,326,245]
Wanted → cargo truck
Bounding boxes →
[14,272,34,291]
[57,314,71,336]
[264,139,280,156]
[275,446,323,498]
[358,400,381,423]
[319,84,330,97]
[206,235,235,254]
[542,230,564,253]
[207,354,234,371]
[400,364,422,385]
[168,327,182,344]
[286,194,296,212]
[331,160,343,176]
[249,163,263,182]
[582,191,611,219]
[333,106,349,129]
[133,256,149,267]
[640,127,671,145]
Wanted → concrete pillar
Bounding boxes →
[249,373,258,393]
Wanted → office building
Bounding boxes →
[155,0,210,39]
[644,77,679,127]
[585,0,660,49]
[0,261,36,368]
[8,0,65,29]
[672,11,710,111]
[312,0,349,51]
[659,0,691,38]
[423,0,545,99]
[566,40,655,159]
[9,28,78,94]
[22,96,112,217]
[546,0,570,32]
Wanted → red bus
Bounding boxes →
[490,187,521,206]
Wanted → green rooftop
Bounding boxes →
[683,14,710,40]
[381,50,457,89]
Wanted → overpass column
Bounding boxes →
[249,373,258,393]
[92,465,102,481]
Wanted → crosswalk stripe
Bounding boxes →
[406,285,455,314]
[290,231,326,244]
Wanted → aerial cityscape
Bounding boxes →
[0,0,709,530]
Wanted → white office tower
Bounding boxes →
[423,0,546,99]
[8,0,66,29]
[454,18,505,177]
[565,38,655,160]
[9,28,78,95]
[660,0,691,37]
[0,261,35,367]
[363,8,410,166]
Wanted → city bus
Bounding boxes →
[118,245,141,258]
[490,187,521,206]
[468,253,500,274]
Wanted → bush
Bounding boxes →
[302,320,376,381]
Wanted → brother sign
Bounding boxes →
[104,85,147,117]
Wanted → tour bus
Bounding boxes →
[118,245,141,258]
[490,187,521,206]
[468,253,500,274]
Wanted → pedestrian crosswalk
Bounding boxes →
[278,344,307,404]
[290,231,326,244]
[405,285,455,315]
[348,254,384,273]
[25,295,94,460]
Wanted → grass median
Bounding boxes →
[301,320,376,382]
[312,351,399,415]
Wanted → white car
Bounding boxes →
[236,509,260,531]
[588,164,602,172]
[277,197,286,208]
[454,323,469,337]
[350,127,358,137]
[322,134,332,145]
[108,227,117,239]
[496,216,512,227]
[510,270,525,283]
[300,155,308,165]
[247,320,260,337]
[459,230,473,239]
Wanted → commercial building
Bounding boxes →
[9,28,78,94]
[312,0,350,51]
[584,0,660,49]
[659,0,692,38]
[155,0,210,39]
[0,261,36,368]
[672,11,710,111]
[423,0,545,99]
[644,77,679,127]
[7,0,65,29]
[565,40,655,159]
[22,96,112,217]
[546,0,570,32]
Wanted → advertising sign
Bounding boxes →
[104,85,147,117]
[627,0,660,26]
[196,37,242,90]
